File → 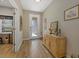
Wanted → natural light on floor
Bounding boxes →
[32,33,37,37]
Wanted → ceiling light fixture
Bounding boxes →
[35,0,41,2]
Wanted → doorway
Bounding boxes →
[32,17,38,37]
[0,15,15,53]
[29,14,40,39]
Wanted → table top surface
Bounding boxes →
[0,32,12,34]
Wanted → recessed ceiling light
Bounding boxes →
[35,0,41,2]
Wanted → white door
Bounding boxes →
[29,14,40,39]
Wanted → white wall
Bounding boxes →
[9,0,23,52]
[63,0,79,57]
[14,0,23,52]
[23,10,43,40]
[43,0,79,57]
[0,7,14,16]
[14,9,22,52]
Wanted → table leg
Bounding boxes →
[9,34,10,44]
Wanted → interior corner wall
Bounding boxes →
[43,0,79,57]
[12,0,23,52]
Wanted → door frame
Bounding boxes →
[9,0,17,52]
[29,14,40,39]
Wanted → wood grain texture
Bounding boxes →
[0,39,53,58]
[43,34,66,58]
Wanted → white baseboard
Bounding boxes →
[23,35,43,40]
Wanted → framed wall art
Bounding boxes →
[49,21,58,35]
[44,18,47,30]
[20,16,22,31]
[64,5,79,21]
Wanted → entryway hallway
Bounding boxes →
[20,39,53,58]
[0,39,53,58]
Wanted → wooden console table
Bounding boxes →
[0,32,12,44]
[42,34,66,58]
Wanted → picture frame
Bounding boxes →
[49,21,58,35]
[64,4,79,21]
[44,18,47,30]
[20,16,22,31]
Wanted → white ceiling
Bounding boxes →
[0,0,13,8]
[20,0,53,12]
